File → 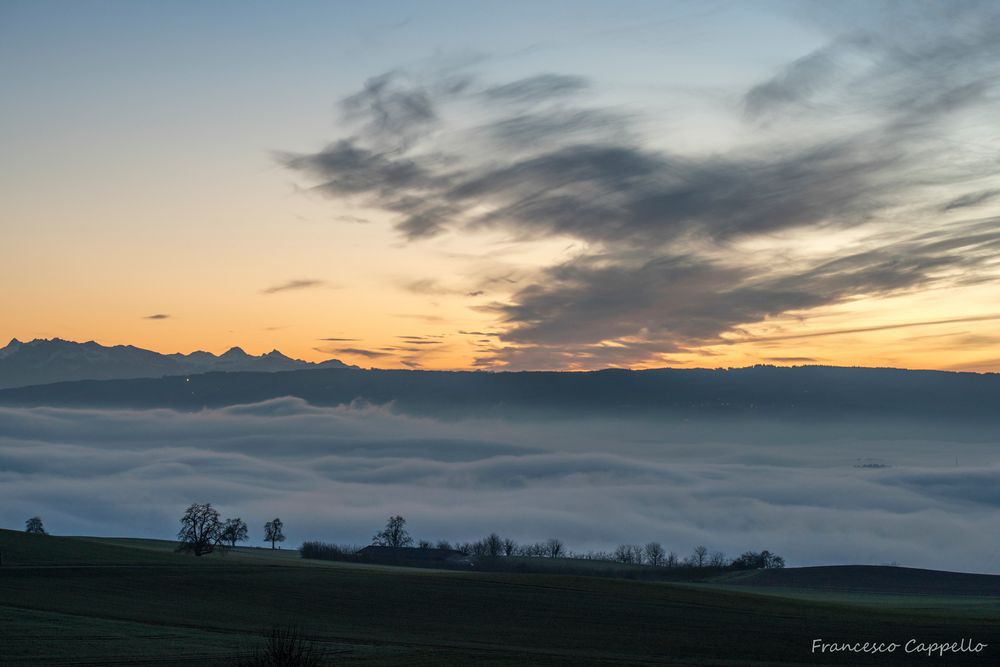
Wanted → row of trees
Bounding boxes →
[23,511,784,570]
[176,503,285,556]
[366,516,784,569]
[371,517,567,558]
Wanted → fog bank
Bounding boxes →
[2,398,998,572]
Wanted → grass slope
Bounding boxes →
[1,529,999,665]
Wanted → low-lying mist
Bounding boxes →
[2,397,998,572]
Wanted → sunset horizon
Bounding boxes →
[5,1,999,374]
[4,332,1000,374]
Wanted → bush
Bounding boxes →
[730,550,785,570]
[299,541,358,561]
[234,626,325,667]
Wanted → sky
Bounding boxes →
[3,399,999,571]
[2,0,999,371]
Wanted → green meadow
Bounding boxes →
[1,529,998,665]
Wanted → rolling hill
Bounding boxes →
[1,363,998,423]
[1,529,998,665]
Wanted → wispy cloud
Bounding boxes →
[143,314,170,320]
[727,313,1000,345]
[315,346,391,359]
[394,313,447,323]
[261,279,325,294]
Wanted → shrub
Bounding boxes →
[234,626,325,667]
[299,541,358,561]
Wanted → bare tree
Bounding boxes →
[709,551,728,568]
[666,550,679,568]
[24,516,46,535]
[177,503,222,556]
[417,539,433,549]
[644,542,665,567]
[545,538,564,558]
[614,544,634,564]
[264,518,285,550]
[692,545,708,567]
[221,517,248,548]
[502,537,518,556]
[372,515,412,548]
[435,539,453,551]
[629,544,645,565]
[483,533,504,558]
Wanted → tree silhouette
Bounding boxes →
[614,544,634,564]
[177,503,222,556]
[692,545,708,567]
[483,533,504,558]
[372,515,413,548]
[502,537,518,556]
[644,542,665,567]
[264,518,285,549]
[221,517,249,548]
[545,537,564,558]
[709,550,728,568]
[25,517,46,534]
[731,550,785,569]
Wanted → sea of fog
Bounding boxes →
[2,397,999,572]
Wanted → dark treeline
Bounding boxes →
[300,517,785,575]
[29,509,786,575]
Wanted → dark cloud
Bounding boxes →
[261,279,325,294]
[143,314,170,320]
[318,337,359,342]
[282,4,1000,368]
[486,108,628,148]
[941,189,1000,212]
[341,72,438,148]
[482,74,588,103]
[482,217,1000,366]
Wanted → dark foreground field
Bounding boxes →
[1,530,998,666]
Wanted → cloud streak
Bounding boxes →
[261,279,326,294]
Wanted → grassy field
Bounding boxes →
[1,529,999,665]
